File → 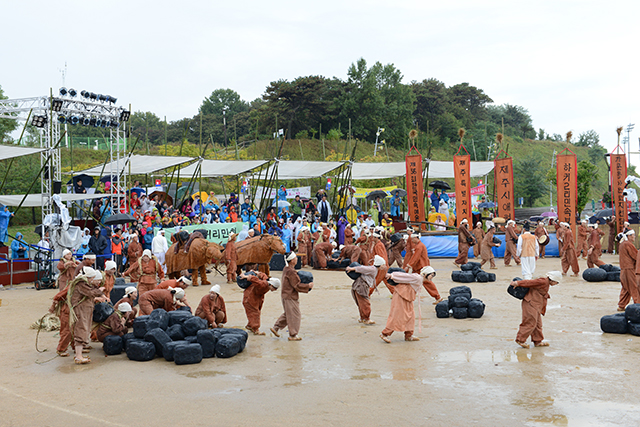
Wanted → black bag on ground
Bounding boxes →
[583,267,608,282]
[184,335,198,344]
[435,300,450,318]
[126,340,156,361]
[102,335,123,355]
[163,340,188,362]
[339,259,351,268]
[166,324,185,341]
[216,336,242,358]
[331,251,340,259]
[93,302,114,323]
[451,271,475,283]
[197,329,218,358]
[174,343,203,365]
[628,322,640,336]
[487,273,496,282]
[452,307,468,319]
[326,260,340,269]
[625,304,640,323]
[448,293,471,307]
[110,282,130,305]
[507,284,529,300]
[468,299,486,318]
[149,308,169,331]
[452,296,470,308]
[346,262,362,280]
[218,328,248,352]
[183,316,208,336]
[386,267,406,286]
[600,313,628,334]
[133,316,151,338]
[168,310,192,326]
[460,262,481,271]
[178,305,192,313]
[599,264,614,272]
[237,271,256,289]
[115,277,126,286]
[122,332,137,351]
[475,271,489,282]
[144,328,172,357]
[450,285,472,297]
[606,271,620,282]
[298,271,314,284]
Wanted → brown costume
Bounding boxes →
[273,265,312,337]
[504,224,521,266]
[351,265,377,322]
[480,228,500,269]
[422,278,441,300]
[96,311,127,342]
[370,238,392,294]
[103,272,115,299]
[313,242,334,269]
[124,256,164,296]
[127,239,142,268]
[619,240,640,309]
[389,239,405,268]
[454,224,474,266]
[156,279,188,289]
[344,227,355,245]
[576,224,590,258]
[339,245,362,265]
[56,259,78,290]
[138,289,176,315]
[403,237,430,273]
[381,272,422,339]
[606,218,616,254]
[472,226,485,258]
[195,293,227,327]
[554,222,565,258]
[561,229,579,275]
[51,287,72,353]
[242,272,270,332]
[587,228,606,268]
[225,239,238,282]
[534,225,549,258]
[68,276,105,347]
[114,295,137,325]
[297,232,309,266]
[515,277,551,345]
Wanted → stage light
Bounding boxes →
[68,88,77,97]
[57,114,66,124]
[119,110,131,122]
[89,117,97,127]
[70,116,79,125]
[105,120,111,128]
[110,121,119,128]
[98,119,106,128]
[59,87,67,96]
[81,116,90,126]
[106,95,117,104]
[98,94,107,102]
[51,99,64,112]
[32,115,47,128]
[89,92,97,101]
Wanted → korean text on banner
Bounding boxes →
[494,157,515,221]
[610,153,627,233]
[158,222,245,246]
[556,152,577,239]
[454,154,471,225]
[353,185,398,199]
[405,154,425,227]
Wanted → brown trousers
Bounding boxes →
[138,282,156,297]
[504,241,521,265]
[381,328,413,338]
[480,255,496,269]
[244,297,265,331]
[618,270,640,309]
[576,237,588,258]
[389,250,403,268]
[274,299,302,337]
[561,248,579,275]
[455,243,470,265]
[57,304,72,352]
[73,304,93,347]
[516,300,544,344]
[227,260,237,282]
[351,289,371,321]
[587,250,605,268]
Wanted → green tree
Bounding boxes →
[514,156,547,206]
[487,104,535,139]
[588,144,607,164]
[130,111,163,148]
[575,129,600,147]
[0,84,19,143]
[200,88,248,117]
[576,160,599,214]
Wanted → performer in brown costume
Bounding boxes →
[513,271,561,348]
[576,220,590,259]
[271,253,313,340]
[241,270,280,335]
[313,241,335,269]
[617,230,640,311]
[344,224,355,245]
[95,303,131,342]
[480,222,500,269]
[534,222,549,258]
[504,220,521,266]
[606,216,616,254]
[560,222,579,277]
[347,255,385,325]
[587,223,606,268]
[57,249,78,290]
[114,286,138,325]
[454,219,474,267]
[127,234,142,268]
[472,222,485,258]
[380,269,424,343]
[388,236,406,268]
[403,236,430,273]
[224,232,238,283]
[124,249,164,295]
[139,288,186,315]
[195,285,227,327]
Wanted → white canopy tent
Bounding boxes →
[349,160,495,180]
[0,146,45,161]
[78,155,196,176]
[177,159,268,178]
[254,160,345,180]
[427,160,495,178]
[0,192,107,207]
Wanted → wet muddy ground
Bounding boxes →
[1,254,640,426]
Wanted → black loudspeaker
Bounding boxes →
[53,181,62,194]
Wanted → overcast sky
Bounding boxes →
[3,1,639,163]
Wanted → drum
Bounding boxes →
[538,234,550,246]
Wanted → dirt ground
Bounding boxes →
[1,254,640,427]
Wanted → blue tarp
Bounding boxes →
[419,233,560,258]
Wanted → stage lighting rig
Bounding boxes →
[32,115,47,128]
[68,88,77,97]
[119,110,131,122]
[59,87,67,96]
[57,114,66,124]
[51,98,64,112]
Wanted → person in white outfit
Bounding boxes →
[152,229,169,273]
[516,222,540,279]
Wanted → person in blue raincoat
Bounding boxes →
[11,232,29,259]
[273,185,287,213]
[390,190,402,218]
[143,227,154,251]
[0,206,14,245]
[219,206,228,223]
[249,210,257,228]
[241,208,250,224]
[430,189,440,211]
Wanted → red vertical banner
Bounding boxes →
[454,154,471,226]
[556,150,577,240]
[405,149,425,229]
[494,155,514,221]
[610,152,628,233]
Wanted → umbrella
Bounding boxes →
[176,186,189,201]
[127,188,146,198]
[192,191,209,203]
[338,185,356,193]
[429,180,451,190]
[529,215,544,223]
[100,175,117,183]
[66,174,94,188]
[428,212,446,223]
[541,211,558,217]
[274,200,290,208]
[34,224,44,236]
[478,201,496,209]
[148,190,173,206]
[593,208,614,219]
[391,188,407,197]
[365,189,388,201]
[104,213,136,226]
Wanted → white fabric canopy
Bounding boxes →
[0,192,107,207]
[255,161,345,180]
[0,146,45,161]
[79,155,195,176]
[177,159,268,178]
[349,160,495,180]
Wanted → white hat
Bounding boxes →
[476,222,482,227]
[420,266,436,277]
[331,241,337,248]
[177,276,192,286]
[581,219,587,224]
[372,232,381,238]
[81,266,98,278]
[626,229,636,235]
[118,302,132,313]
[546,271,562,283]
[142,249,152,258]
[268,277,281,289]
[105,260,117,271]
[286,252,297,262]
[486,221,495,229]
[83,253,96,260]
[339,245,345,250]
[507,220,515,225]
[373,255,386,267]
[124,286,137,296]
[92,271,102,281]
[364,230,371,236]
[209,284,220,294]
[174,288,185,300]
[346,224,351,228]
[228,232,237,241]
[461,219,468,224]
[62,249,72,258]
[617,232,627,243]
[403,234,409,240]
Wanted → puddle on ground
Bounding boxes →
[351,373,380,380]
[527,414,569,425]
[184,370,228,378]
[434,350,530,364]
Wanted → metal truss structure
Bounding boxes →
[0,91,129,226]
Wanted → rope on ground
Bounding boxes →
[31,313,60,354]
